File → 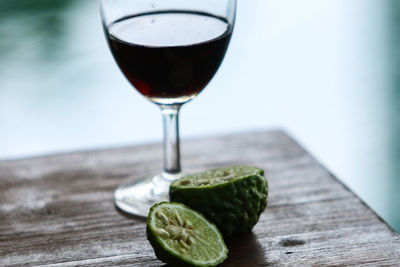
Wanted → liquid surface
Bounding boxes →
[109,11,229,47]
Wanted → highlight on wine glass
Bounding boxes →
[100,0,236,217]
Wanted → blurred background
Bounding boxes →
[0,0,399,232]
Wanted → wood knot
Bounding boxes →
[279,238,305,247]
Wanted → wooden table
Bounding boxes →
[1,131,399,266]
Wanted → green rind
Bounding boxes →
[147,202,228,267]
[169,166,268,237]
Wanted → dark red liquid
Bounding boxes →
[106,11,232,104]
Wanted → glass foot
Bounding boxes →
[114,175,174,218]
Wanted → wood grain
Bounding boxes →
[0,131,399,266]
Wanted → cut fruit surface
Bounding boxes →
[147,202,228,267]
[170,166,268,236]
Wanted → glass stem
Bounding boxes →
[160,104,182,181]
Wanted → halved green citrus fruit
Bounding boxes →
[147,202,228,267]
[169,166,268,236]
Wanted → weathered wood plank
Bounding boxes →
[0,131,399,266]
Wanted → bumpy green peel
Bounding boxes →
[169,166,268,237]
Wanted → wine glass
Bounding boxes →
[100,0,236,217]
